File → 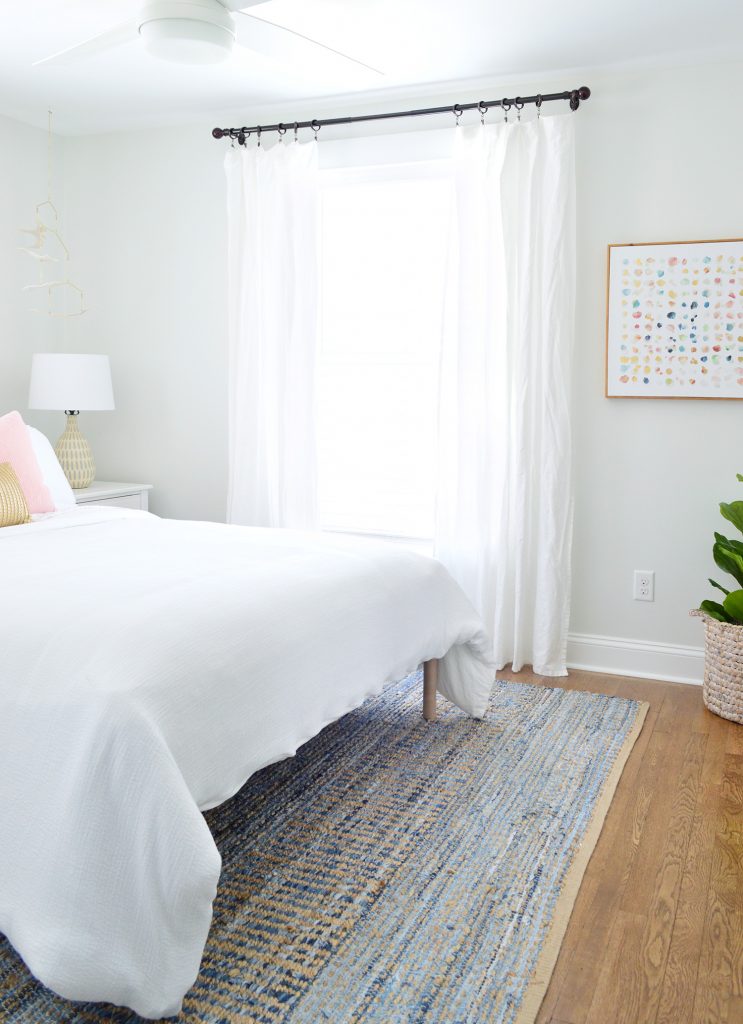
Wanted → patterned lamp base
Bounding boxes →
[55,412,95,489]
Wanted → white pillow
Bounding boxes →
[27,426,76,511]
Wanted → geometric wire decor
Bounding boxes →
[18,110,87,318]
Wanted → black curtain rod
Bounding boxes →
[212,86,591,142]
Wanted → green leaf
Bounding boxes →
[714,532,743,553]
[699,599,734,623]
[709,578,731,595]
[724,590,743,623]
[713,539,743,588]
[737,473,743,483]
[721,501,743,535]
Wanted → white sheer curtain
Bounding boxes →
[225,141,319,528]
[435,116,576,676]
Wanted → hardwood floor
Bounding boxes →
[496,666,743,1024]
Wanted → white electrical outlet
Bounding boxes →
[633,570,655,602]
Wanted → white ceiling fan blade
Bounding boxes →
[235,12,384,77]
[33,22,137,68]
[219,0,271,10]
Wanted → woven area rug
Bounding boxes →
[1,673,647,1024]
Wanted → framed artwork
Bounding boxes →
[605,238,743,399]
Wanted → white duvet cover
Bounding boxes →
[0,508,493,1018]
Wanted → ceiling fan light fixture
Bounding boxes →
[139,0,235,65]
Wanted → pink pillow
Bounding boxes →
[0,411,54,514]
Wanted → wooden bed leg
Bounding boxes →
[423,659,438,722]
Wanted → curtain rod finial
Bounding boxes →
[212,127,224,139]
[578,86,591,100]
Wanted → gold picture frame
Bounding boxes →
[605,238,743,399]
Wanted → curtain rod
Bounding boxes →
[212,86,591,143]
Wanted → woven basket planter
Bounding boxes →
[690,609,743,723]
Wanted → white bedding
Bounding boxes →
[0,507,494,1018]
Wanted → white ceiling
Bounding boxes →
[1,0,743,135]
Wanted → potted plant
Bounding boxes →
[692,473,743,723]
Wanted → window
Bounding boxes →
[317,162,451,541]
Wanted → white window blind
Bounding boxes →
[317,162,451,540]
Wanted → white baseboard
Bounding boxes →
[567,632,704,686]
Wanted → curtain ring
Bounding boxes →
[478,101,487,126]
[293,121,299,143]
[237,130,246,146]
[453,103,463,127]
[311,119,321,140]
[514,97,524,122]
[502,98,511,124]
[256,126,262,148]
[277,123,287,140]
[536,94,543,119]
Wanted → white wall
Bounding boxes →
[0,113,62,437]
[61,130,228,522]
[568,61,743,679]
[38,59,743,677]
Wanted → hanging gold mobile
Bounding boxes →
[19,110,87,317]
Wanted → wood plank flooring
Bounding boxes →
[495,666,743,1024]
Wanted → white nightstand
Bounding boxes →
[74,481,153,511]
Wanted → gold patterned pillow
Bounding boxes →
[0,462,31,527]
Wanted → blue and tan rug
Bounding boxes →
[0,673,646,1024]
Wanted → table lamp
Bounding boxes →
[29,353,115,488]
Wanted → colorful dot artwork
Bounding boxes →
[606,241,743,398]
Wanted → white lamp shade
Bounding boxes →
[29,354,115,412]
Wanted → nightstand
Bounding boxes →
[73,481,153,511]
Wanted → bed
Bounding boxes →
[0,505,494,1018]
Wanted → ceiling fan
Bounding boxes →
[33,0,382,75]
